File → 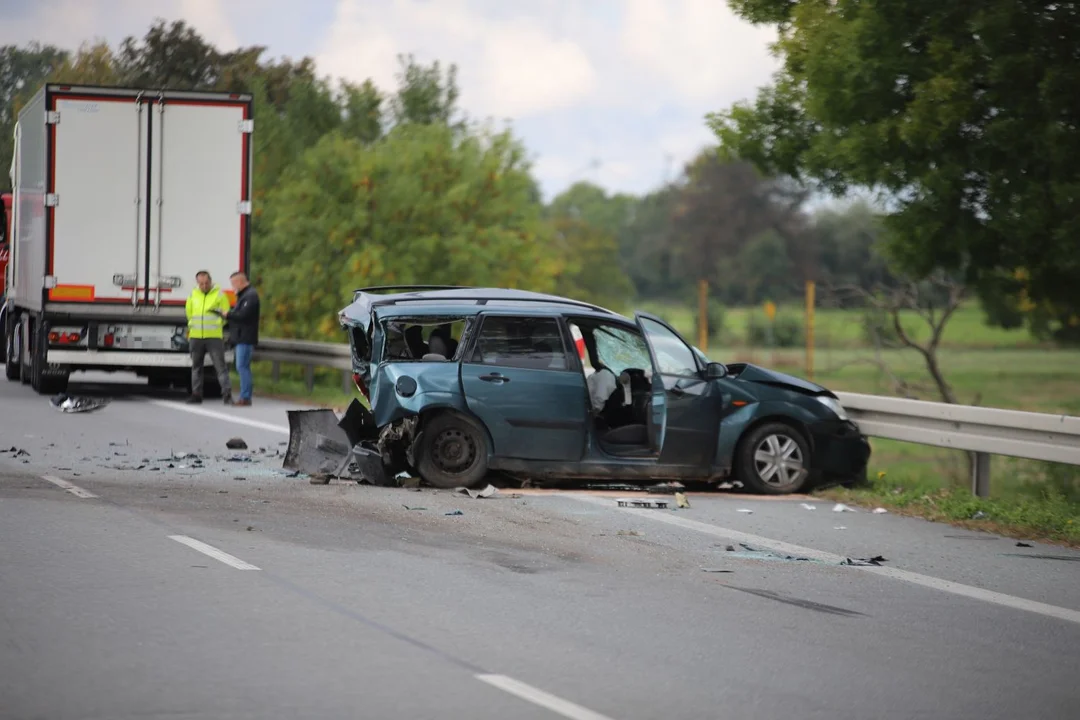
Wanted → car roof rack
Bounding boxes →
[354,285,473,295]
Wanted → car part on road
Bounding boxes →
[737,508,754,514]
[736,422,811,494]
[800,503,816,510]
[675,491,690,508]
[833,503,856,512]
[457,484,498,499]
[841,555,888,566]
[226,437,248,450]
[616,498,669,509]
[49,394,109,413]
[872,507,888,514]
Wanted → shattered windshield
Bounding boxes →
[593,325,652,376]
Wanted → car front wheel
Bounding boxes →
[737,422,811,495]
[416,412,490,489]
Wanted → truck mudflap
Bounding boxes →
[283,399,391,483]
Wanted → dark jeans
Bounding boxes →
[190,338,231,397]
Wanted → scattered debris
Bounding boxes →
[445,510,464,516]
[872,508,888,514]
[226,437,248,450]
[402,505,427,511]
[833,503,855,513]
[226,455,253,463]
[1016,542,1033,548]
[841,555,888,567]
[736,508,754,514]
[647,481,685,495]
[834,526,847,530]
[729,543,816,563]
[617,530,642,537]
[398,475,421,489]
[246,526,254,531]
[1002,553,1080,562]
[675,492,690,509]
[616,498,669,509]
[701,568,734,573]
[218,490,228,494]
[800,503,816,510]
[457,484,498,499]
[724,544,735,552]
[50,394,110,413]
[4,447,30,457]
[972,511,989,520]
[716,480,744,490]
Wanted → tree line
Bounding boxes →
[2,12,1076,347]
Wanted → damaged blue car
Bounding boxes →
[283,286,870,495]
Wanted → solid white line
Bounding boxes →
[563,494,1080,626]
[168,535,261,570]
[147,399,289,435]
[476,674,616,720]
[41,475,97,499]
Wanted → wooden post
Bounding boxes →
[697,278,708,352]
[805,280,815,380]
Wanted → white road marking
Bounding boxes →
[41,475,97,499]
[564,494,1080,626]
[476,674,616,720]
[147,399,289,435]
[168,535,261,570]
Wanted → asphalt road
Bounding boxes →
[2,372,1079,719]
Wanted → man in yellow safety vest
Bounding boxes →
[185,270,234,405]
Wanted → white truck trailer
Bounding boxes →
[2,84,253,395]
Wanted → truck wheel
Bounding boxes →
[416,412,490,489]
[4,320,20,382]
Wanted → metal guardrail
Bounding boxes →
[256,338,1080,497]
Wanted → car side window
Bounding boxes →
[469,316,569,371]
[638,317,699,377]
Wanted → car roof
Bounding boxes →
[348,286,632,323]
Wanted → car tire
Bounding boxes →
[736,422,811,495]
[416,412,489,490]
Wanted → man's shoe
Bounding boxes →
[222,393,234,405]
[234,398,252,407]
[186,395,203,405]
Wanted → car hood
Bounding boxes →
[726,363,835,397]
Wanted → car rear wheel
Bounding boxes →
[737,422,811,495]
[416,413,489,489]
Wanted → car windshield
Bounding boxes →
[593,325,652,375]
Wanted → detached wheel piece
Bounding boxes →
[737,422,811,495]
[416,413,489,489]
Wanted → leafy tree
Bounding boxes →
[116,18,224,89]
[51,42,122,85]
[709,0,1080,342]
[1,43,68,188]
[548,216,634,309]
[256,125,559,339]
[390,54,461,128]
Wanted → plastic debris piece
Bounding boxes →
[724,545,736,551]
[841,555,887,567]
[736,508,754,514]
[49,394,110,413]
[1016,541,1033,547]
[833,503,855,513]
[872,507,888,514]
[834,526,847,530]
[972,511,989,520]
[458,484,498,499]
[800,503,816,510]
[402,505,427,511]
[701,568,734,573]
[445,510,464,516]
[226,437,248,450]
[616,498,669,509]
[647,481,685,495]
[227,455,253,463]
[675,492,690,509]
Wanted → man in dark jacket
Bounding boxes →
[226,272,260,407]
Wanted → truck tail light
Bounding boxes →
[49,331,81,344]
[103,333,114,347]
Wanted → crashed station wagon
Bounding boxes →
[285,286,870,495]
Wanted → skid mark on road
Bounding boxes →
[564,494,1080,626]
[168,535,261,570]
[41,475,97,499]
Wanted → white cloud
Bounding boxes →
[316,0,597,119]
[620,0,779,106]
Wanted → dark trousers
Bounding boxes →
[190,338,231,397]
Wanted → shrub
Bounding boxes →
[746,312,805,348]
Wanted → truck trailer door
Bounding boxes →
[146,97,251,308]
[49,94,149,304]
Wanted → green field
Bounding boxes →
[247,301,1080,544]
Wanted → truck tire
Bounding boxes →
[4,318,19,382]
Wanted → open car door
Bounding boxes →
[633,314,668,454]
[634,312,722,468]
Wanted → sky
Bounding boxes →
[0,0,781,201]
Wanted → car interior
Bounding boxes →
[382,318,466,361]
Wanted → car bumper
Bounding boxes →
[808,419,871,487]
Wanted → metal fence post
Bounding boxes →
[271,360,280,382]
[304,365,315,393]
[342,370,353,394]
[971,452,991,498]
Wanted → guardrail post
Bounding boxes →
[304,365,315,393]
[971,452,991,498]
[342,370,352,395]
[271,361,280,382]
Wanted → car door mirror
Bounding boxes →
[705,362,728,379]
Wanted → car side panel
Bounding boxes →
[370,362,468,427]
[711,399,823,472]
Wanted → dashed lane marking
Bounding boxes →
[168,535,261,570]
[476,674,616,720]
[41,475,97,499]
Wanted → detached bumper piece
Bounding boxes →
[283,399,385,483]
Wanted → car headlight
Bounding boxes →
[815,395,848,420]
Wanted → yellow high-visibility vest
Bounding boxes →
[185,286,231,339]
